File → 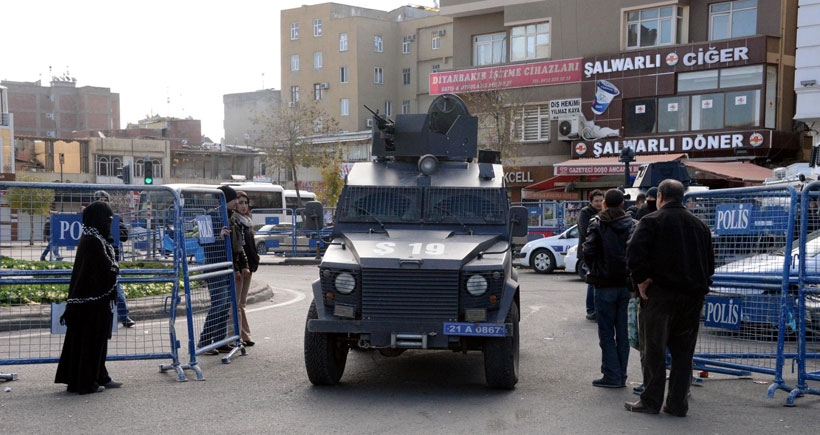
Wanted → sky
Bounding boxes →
[3,0,438,142]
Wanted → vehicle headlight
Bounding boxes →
[334,272,356,294]
[466,274,488,296]
[567,245,578,254]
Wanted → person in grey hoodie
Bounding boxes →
[583,188,636,389]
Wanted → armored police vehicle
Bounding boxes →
[302,94,529,389]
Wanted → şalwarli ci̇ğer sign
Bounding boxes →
[429,58,582,95]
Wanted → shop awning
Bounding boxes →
[522,175,577,191]
[681,160,773,184]
[552,153,687,176]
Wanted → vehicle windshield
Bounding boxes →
[336,186,507,226]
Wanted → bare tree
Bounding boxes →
[458,89,529,168]
[5,174,55,246]
[254,99,339,206]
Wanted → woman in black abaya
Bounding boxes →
[55,201,123,394]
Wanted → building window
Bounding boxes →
[710,0,757,40]
[402,100,410,114]
[402,37,412,54]
[725,89,760,128]
[313,51,323,69]
[658,96,690,133]
[314,19,322,37]
[691,93,725,131]
[432,64,440,73]
[515,105,549,142]
[374,35,383,53]
[432,36,440,50]
[402,68,410,85]
[340,99,350,116]
[473,32,506,66]
[290,22,299,40]
[374,67,383,84]
[511,21,550,61]
[718,65,763,89]
[290,55,299,72]
[625,99,658,135]
[340,66,349,83]
[625,5,683,49]
[314,83,324,100]
[340,33,348,51]
[384,101,392,117]
[313,119,323,133]
[290,86,300,104]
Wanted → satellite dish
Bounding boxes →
[427,94,469,135]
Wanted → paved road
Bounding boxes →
[2,264,818,434]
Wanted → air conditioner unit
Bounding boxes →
[366,118,373,128]
[319,82,329,89]
[288,101,296,107]
[46,131,56,138]
[407,35,415,41]
[46,112,54,120]
[437,29,446,37]
[557,115,584,141]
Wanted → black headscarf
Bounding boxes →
[83,201,114,239]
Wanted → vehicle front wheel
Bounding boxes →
[484,301,519,389]
[256,242,268,255]
[577,259,588,281]
[304,301,348,385]
[530,249,556,274]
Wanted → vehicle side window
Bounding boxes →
[568,226,579,238]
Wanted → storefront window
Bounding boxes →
[658,96,690,133]
[625,5,683,50]
[724,89,760,128]
[719,65,763,89]
[625,99,657,135]
[709,0,757,41]
[473,32,507,66]
[511,22,550,61]
[691,93,725,131]
[678,70,718,92]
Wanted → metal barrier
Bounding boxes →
[0,183,242,383]
[788,182,820,405]
[684,185,806,405]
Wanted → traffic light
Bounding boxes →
[144,160,153,185]
[117,164,132,184]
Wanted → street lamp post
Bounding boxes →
[618,146,635,190]
[59,153,65,183]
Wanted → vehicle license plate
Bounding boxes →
[443,322,506,337]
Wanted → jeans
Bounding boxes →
[639,291,704,413]
[40,243,62,261]
[586,284,595,315]
[199,274,232,346]
[115,283,130,322]
[594,286,631,383]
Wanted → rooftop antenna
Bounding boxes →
[261,72,265,89]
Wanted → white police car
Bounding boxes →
[516,225,579,273]
[563,244,588,280]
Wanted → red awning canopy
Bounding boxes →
[522,175,577,191]
[552,153,687,176]
[682,160,773,183]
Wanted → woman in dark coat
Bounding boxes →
[55,201,122,394]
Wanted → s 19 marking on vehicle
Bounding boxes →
[443,322,507,337]
[373,242,446,255]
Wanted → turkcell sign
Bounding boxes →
[704,296,742,331]
[714,203,752,235]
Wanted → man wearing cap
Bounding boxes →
[624,179,714,417]
[583,189,636,388]
[635,187,658,220]
[92,190,136,328]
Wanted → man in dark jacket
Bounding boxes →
[578,190,604,320]
[624,179,714,417]
[583,189,636,388]
[634,187,658,220]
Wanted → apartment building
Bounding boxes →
[439,0,801,201]
[223,89,281,146]
[795,0,820,149]
[280,3,452,133]
[0,86,13,177]
[1,77,120,139]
